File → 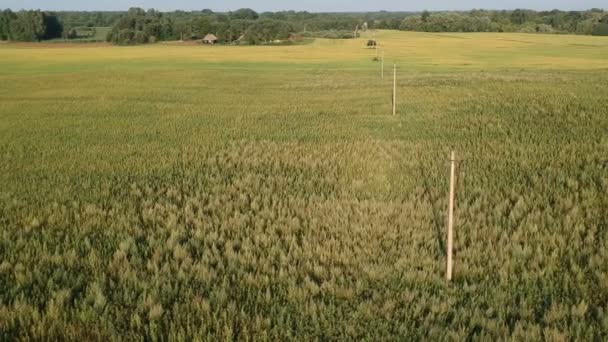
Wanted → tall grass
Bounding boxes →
[0,31,607,340]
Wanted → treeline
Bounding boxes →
[0,9,62,41]
[106,7,608,44]
[105,8,372,45]
[399,9,608,35]
[2,8,608,43]
[57,11,123,28]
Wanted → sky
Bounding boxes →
[2,0,606,12]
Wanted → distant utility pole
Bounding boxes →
[446,151,457,281]
[392,64,397,116]
[381,50,385,79]
[373,30,377,51]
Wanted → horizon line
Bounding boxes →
[2,7,605,13]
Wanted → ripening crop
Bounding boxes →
[0,31,607,340]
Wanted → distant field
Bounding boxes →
[0,31,607,340]
[92,26,110,41]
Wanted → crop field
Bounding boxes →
[1,30,608,340]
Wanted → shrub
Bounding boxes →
[302,30,357,39]
[134,31,147,44]
[535,24,554,33]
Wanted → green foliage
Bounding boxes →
[57,11,122,28]
[0,9,62,41]
[107,8,305,45]
[399,9,608,34]
[0,9,17,40]
[401,12,498,33]
[229,8,259,20]
[421,10,431,22]
[244,19,295,44]
[42,12,63,40]
[592,23,608,36]
[510,9,534,25]
[106,8,378,45]
[106,8,174,45]
[3,8,608,43]
[62,27,78,39]
[302,30,358,39]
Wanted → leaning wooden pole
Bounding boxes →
[447,151,456,281]
[392,64,396,116]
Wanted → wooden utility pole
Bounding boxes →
[374,30,378,52]
[447,151,456,281]
[381,50,385,79]
[392,64,397,116]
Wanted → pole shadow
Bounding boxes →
[419,162,446,257]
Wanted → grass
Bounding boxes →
[0,30,608,340]
[92,27,110,41]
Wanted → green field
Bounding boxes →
[90,26,110,41]
[1,31,608,340]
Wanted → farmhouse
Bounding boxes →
[203,34,218,44]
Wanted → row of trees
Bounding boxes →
[399,9,608,35]
[0,9,62,41]
[2,8,608,43]
[106,8,174,44]
[106,8,368,45]
[183,10,297,44]
[57,11,123,28]
[103,7,608,44]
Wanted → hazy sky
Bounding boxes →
[2,0,605,12]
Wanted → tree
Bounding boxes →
[134,30,147,44]
[592,23,608,36]
[159,17,174,40]
[0,9,17,40]
[10,10,46,41]
[107,8,166,45]
[510,9,533,25]
[535,24,554,33]
[62,26,78,39]
[42,12,63,40]
[116,29,135,44]
[230,8,259,20]
[192,16,214,36]
[244,19,293,44]
[421,11,431,22]
[400,16,423,31]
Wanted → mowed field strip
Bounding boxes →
[1,31,608,340]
